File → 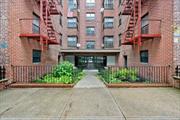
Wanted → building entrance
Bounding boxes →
[75,56,106,69]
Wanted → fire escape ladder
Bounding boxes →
[48,0,59,15]
[137,0,142,46]
[41,0,59,48]
[122,0,140,46]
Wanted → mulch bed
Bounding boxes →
[10,83,74,88]
[104,82,172,88]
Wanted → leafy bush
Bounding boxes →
[34,61,84,84]
[59,76,73,84]
[52,61,73,77]
[98,69,120,83]
[114,68,138,82]
[98,68,139,83]
[72,68,85,81]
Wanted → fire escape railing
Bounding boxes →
[19,18,48,38]
[122,19,161,44]
[40,0,60,45]
[19,0,60,50]
[120,0,162,46]
[120,0,139,45]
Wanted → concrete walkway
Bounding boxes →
[74,70,106,88]
[0,88,180,120]
[0,71,180,120]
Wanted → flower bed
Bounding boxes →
[98,68,144,84]
[98,66,171,88]
[33,61,84,84]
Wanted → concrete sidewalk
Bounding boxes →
[0,88,180,120]
[0,88,125,120]
[74,70,106,88]
[0,71,180,120]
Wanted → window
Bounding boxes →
[32,13,40,33]
[32,50,41,63]
[119,34,122,46]
[0,66,6,80]
[58,0,63,6]
[86,41,95,49]
[59,14,62,26]
[86,0,95,7]
[67,17,77,28]
[141,13,149,34]
[104,17,114,28]
[68,36,77,47]
[86,27,95,35]
[104,36,114,48]
[68,0,77,11]
[86,13,95,21]
[124,55,128,67]
[60,33,62,46]
[119,18,122,26]
[140,50,149,63]
[104,0,113,9]
[118,13,122,26]
[119,0,121,6]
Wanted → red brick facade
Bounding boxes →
[173,0,180,88]
[60,0,121,66]
[0,0,179,87]
[119,0,173,66]
[119,0,179,87]
[7,0,62,66]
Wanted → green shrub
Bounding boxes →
[52,61,73,77]
[98,69,119,83]
[34,74,73,84]
[59,76,73,84]
[72,69,85,81]
[33,61,84,84]
[114,68,138,82]
[98,68,139,83]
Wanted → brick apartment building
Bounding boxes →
[59,0,179,86]
[119,0,173,66]
[0,0,180,86]
[0,0,178,69]
[59,0,179,73]
[0,0,62,67]
[118,0,180,86]
[59,0,121,69]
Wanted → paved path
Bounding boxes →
[0,88,180,120]
[74,70,106,88]
[0,71,180,120]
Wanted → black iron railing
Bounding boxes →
[12,65,82,83]
[0,65,6,80]
[99,66,170,84]
[175,65,180,77]
[12,65,55,83]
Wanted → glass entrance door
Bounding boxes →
[76,56,106,69]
